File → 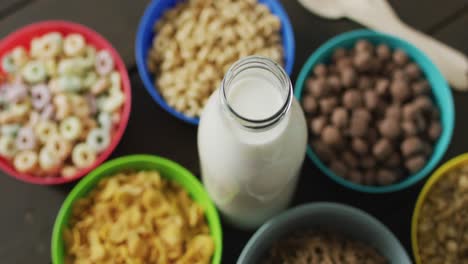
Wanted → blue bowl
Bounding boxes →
[237,202,411,263]
[136,0,295,125]
[294,30,454,193]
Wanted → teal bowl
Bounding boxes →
[237,202,411,263]
[294,30,454,193]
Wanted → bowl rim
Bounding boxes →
[51,154,223,264]
[0,20,132,185]
[411,152,468,264]
[237,202,410,263]
[294,29,454,193]
[135,0,295,125]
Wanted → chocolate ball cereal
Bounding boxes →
[331,107,348,128]
[343,90,362,109]
[301,95,317,113]
[301,40,441,186]
[321,126,342,146]
[310,116,327,135]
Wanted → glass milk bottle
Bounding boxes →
[198,56,307,229]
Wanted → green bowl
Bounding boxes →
[51,154,222,264]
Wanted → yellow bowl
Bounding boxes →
[411,153,468,263]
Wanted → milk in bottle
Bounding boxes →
[198,56,307,229]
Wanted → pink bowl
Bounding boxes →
[0,20,132,185]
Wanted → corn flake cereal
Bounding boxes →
[63,170,215,264]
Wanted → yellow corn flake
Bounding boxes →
[64,170,214,263]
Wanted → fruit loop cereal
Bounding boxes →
[148,0,284,117]
[0,32,125,178]
[64,170,215,263]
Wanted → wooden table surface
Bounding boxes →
[0,0,467,263]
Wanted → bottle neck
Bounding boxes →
[220,56,292,131]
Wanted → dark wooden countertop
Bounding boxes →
[0,0,467,263]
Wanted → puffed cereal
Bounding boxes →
[148,0,284,117]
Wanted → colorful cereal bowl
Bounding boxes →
[294,30,454,193]
[135,0,295,125]
[51,154,223,264]
[0,20,132,185]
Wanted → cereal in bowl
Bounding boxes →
[0,32,125,178]
[302,40,442,186]
[63,170,215,264]
[263,229,388,264]
[148,0,284,117]
[417,163,468,263]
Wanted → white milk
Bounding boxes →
[227,75,283,120]
[198,57,307,229]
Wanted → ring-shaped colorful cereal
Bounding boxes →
[4,82,28,103]
[22,60,47,83]
[0,136,17,158]
[71,143,96,168]
[1,124,21,137]
[15,127,37,151]
[91,78,109,95]
[2,54,16,73]
[59,116,82,141]
[31,84,52,110]
[57,75,82,92]
[40,104,55,120]
[83,71,98,88]
[11,47,28,67]
[52,93,71,120]
[39,146,61,172]
[37,33,62,58]
[44,58,57,76]
[35,121,58,143]
[97,112,112,131]
[57,58,83,76]
[45,136,71,160]
[70,95,90,118]
[95,50,114,76]
[63,33,85,57]
[13,150,38,173]
[0,28,126,180]
[61,165,77,179]
[98,89,124,112]
[86,128,110,153]
[81,46,96,68]
[9,101,31,119]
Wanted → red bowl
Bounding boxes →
[0,20,132,185]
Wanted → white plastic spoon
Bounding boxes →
[299,0,468,91]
